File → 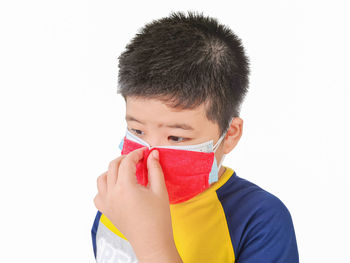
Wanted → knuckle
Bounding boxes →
[97,172,107,184]
[118,161,126,173]
[119,156,128,167]
[93,195,101,209]
[116,155,124,162]
[108,156,124,170]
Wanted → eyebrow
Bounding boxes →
[125,115,194,130]
[125,115,144,124]
[166,123,194,130]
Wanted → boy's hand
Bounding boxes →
[93,147,182,263]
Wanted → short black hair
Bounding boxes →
[117,11,250,136]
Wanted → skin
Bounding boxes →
[94,96,243,262]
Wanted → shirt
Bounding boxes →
[91,166,299,262]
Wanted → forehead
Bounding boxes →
[125,96,218,132]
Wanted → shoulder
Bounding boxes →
[216,170,290,220]
[216,170,299,262]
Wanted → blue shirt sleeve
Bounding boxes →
[216,174,299,263]
[235,194,299,263]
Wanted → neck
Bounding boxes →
[218,166,226,180]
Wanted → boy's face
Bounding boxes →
[125,96,227,181]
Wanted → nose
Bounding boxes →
[145,135,163,147]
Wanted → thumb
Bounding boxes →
[147,150,167,196]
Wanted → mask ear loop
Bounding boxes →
[213,117,235,152]
[208,131,228,184]
[213,117,233,153]
[212,117,234,173]
[213,132,226,152]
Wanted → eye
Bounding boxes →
[130,128,144,136]
[168,136,186,143]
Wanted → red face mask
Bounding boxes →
[120,137,216,204]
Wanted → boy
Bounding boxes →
[91,11,299,263]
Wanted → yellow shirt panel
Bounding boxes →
[170,167,235,262]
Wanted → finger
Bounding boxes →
[107,155,126,192]
[118,147,146,186]
[147,150,168,196]
[97,172,108,196]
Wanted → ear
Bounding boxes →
[222,117,243,154]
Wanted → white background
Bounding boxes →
[1,0,349,262]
